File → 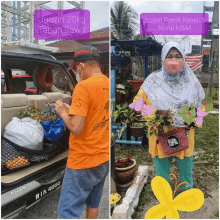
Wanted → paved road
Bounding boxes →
[17,174,109,219]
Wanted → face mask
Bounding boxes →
[162,59,184,74]
[75,72,81,82]
[75,63,85,82]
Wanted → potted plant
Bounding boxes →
[116,84,128,104]
[128,75,144,91]
[129,122,146,138]
[202,82,209,88]
[214,83,219,88]
[213,100,219,109]
[114,155,136,184]
[116,89,126,104]
[127,79,144,91]
[113,103,136,126]
[122,81,134,101]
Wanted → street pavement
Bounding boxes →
[17,174,109,219]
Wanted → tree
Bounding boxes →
[133,34,155,40]
[111,1,138,40]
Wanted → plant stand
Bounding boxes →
[112,123,145,147]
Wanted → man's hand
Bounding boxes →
[55,100,69,119]
[55,100,86,135]
[63,103,71,111]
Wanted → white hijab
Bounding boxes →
[141,42,205,127]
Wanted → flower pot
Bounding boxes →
[114,159,136,184]
[111,144,116,177]
[115,178,134,193]
[127,80,144,91]
[202,83,208,88]
[214,83,219,89]
[213,104,219,109]
[130,126,145,137]
[116,93,125,104]
[123,95,128,103]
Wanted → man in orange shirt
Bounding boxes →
[55,46,109,219]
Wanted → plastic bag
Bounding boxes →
[40,115,66,143]
[3,117,44,150]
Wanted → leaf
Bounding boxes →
[122,102,128,109]
[190,103,195,109]
[205,103,213,112]
[190,107,196,119]
[163,125,169,133]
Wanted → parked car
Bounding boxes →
[1,51,78,219]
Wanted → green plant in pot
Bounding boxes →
[116,88,126,104]
[122,81,134,101]
[113,103,136,126]
[130,121,146,138]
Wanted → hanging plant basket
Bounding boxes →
[202,83,208,88]
[127,80,144,91]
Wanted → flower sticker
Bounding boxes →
[145,176,204,219]
[129,96,156,117]
[194,107,209,127]
[142,105,156,117]
[129,96,144,112]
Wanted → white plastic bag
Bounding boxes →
[3,117,44,150]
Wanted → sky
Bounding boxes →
[110,1,216,53]
[45,1,109,31]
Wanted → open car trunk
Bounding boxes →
[1,52,75,178]
[1,52,77,218]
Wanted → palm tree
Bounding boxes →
[111,1,138,40]
[133,34,155,40]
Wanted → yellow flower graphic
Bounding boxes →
[145,176,204,219]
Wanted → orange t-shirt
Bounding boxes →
[67,75,109,169]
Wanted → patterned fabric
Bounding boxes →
[141,42,205,127]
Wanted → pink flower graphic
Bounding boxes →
[129,96,144,112]
[194,107,209,126]
[141,105,156,117]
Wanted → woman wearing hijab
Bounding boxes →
[133,42,205,190]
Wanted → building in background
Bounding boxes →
[1,1,85,55]
[210,1,219,74]
[201,1,219,73]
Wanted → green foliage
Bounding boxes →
[132,122,145,127]
[122,81,133,96]
[178,105,196,126]
[111,1,138,40]
[146,110,173,136]
[113,103,136,125]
